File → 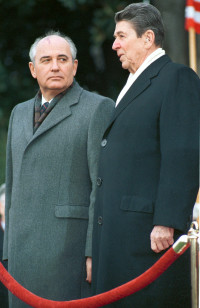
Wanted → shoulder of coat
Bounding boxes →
[15,97,35,109]
[81,89,114,107]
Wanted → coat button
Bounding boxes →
[98,216,103,225]
[97,177,103,186]
[101,139,107,147]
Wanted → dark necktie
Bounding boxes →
[40,102,49,116]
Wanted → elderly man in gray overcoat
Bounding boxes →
[3,31,114,307]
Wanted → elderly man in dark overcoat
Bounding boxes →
[3,31,114,307]
[92,3,200,308]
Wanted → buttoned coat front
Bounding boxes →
[3,81,114,307]
[92,56,200,308]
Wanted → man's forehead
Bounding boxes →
[114,21,135,34]
[37,35,68,48]
[35,36,71,58]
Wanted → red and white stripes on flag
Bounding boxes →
[185,0,200,34]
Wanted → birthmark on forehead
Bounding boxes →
[43,36,52,44]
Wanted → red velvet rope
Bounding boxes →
[0,243,190,308]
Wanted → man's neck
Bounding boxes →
[41,90,62,102]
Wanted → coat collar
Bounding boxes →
[109,55,171,126]
[23,80,83,144]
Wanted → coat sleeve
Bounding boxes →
[85,97,114,256]
[153,66,200,233]
[3,107,16,260]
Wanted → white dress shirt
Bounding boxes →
[41,96,53,106]
[116,48,165,107]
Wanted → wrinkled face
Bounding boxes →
[112,21,149,74]
[29,35,78,100]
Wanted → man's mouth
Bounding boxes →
[49,76,63,80]
[119,54,124,61]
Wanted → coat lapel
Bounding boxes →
[28,81,83,144]
[109,55,171,126]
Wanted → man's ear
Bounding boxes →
[143,30,155,48]
[73,59,78,77]
[29,62,37,79]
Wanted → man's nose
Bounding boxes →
[51,60,59,70]
[112,39,120,50]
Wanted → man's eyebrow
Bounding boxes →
[57,54,69,58]
[39,54,69,61]
[40,56,50,61]
[113,31,126,38]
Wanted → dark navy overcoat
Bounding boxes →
[92,56,200,308]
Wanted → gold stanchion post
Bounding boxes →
[188,222,199,308]
[188,27,197,72]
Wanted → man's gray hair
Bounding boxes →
[29,30,77,63]
[115,3,164,47]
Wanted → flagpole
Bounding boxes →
[186,1,199,220]
[188,25,200,225]
[188,27,197,72]
[188,25,200,220]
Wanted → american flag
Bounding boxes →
[185,0,200,34]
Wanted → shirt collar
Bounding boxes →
[41,96,53,106]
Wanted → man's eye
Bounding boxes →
[60,58,67,62]
[42,59,50,63]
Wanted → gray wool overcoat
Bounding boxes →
[3,80,114,307]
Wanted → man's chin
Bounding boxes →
[48,82,64,88]
[47,83,68,91]
[121,62,128,70]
